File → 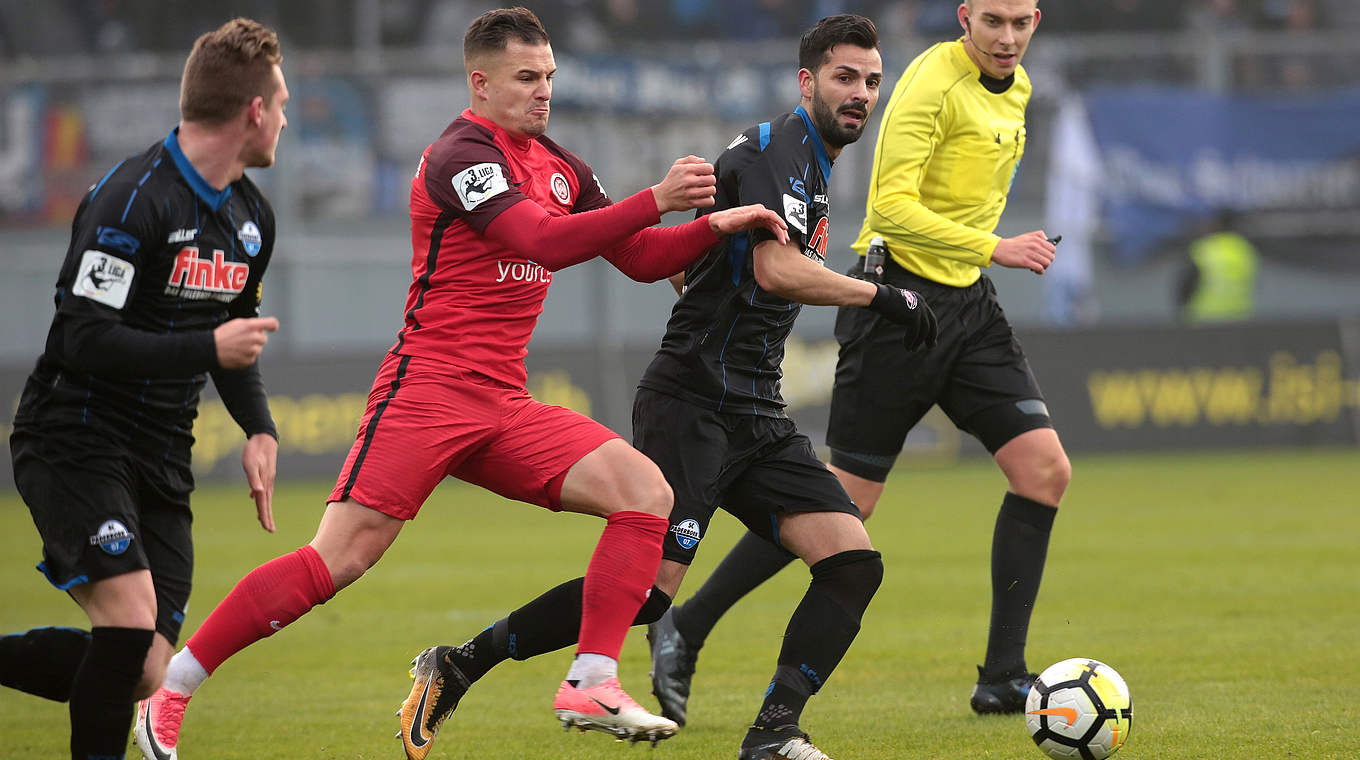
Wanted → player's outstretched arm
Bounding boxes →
[753,240,937,350]
[752,239,877,307]
[991,230,1057,274]
[705,204,789,244]
[602,204,787,283]
[650,155,717,214]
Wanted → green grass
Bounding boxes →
[2,448,1358,758]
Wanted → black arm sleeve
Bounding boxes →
[58,314,218,378]
[213,197,276,438]
[212,363,277,440]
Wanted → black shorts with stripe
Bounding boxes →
[826,257,1052,481]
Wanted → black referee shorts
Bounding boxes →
[11,430,195,644]
[826,258,1052,481]
[632,388,858,566]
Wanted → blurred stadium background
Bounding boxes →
[2,0,1359,482]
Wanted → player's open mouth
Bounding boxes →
[839,109,866,124]
[993,53,1016,65]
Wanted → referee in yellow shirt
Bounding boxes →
[827,0,1065,714]
[645,0,1066,727]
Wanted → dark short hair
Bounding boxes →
[180,18,282,125]
[464,7,550,63]
[798,14,879,74]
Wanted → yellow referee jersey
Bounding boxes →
[853,39,1030,288]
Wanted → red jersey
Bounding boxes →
[395,109,611,388]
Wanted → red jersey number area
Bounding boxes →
[329,353,619,519]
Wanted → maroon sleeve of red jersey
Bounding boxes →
[421,121,529,233]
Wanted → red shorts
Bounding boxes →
[329,353,619,519]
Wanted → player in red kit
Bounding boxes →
[135,8,787,760]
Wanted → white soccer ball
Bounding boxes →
[1024,658,1133,760]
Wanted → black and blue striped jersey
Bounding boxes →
[13,128,276,466]
[638,107,833,417]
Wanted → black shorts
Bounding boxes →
[632,388,858,565]
[10,431,195,644]
[826,259,1052,481]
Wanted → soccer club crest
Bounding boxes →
[550,172,572,206]
[239,221,263,257]
[90,519,134,555]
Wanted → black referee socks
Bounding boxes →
[983,491,1057,679]
[69,626,154,760]
[753,549,883,729]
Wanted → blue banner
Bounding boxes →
[1082,86,1360,263]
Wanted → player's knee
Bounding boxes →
[1006,447,1070,507]
[1031,449,1071,505]
[629,471,673,517]
[326,556,371,590]
[632,585,673,625]
[809,549,884,618]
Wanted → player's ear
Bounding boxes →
[246,95,265,127]
[468,69,490,100]
[798,68,815,101]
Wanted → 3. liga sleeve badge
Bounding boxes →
[453,162,511,210]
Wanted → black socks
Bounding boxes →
[0,625,92,702]
[448,578,671,683]
[982,491,1057,679]
[750,550,882,731]
[69,626,153,760]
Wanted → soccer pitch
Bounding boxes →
[2,448,1357,759]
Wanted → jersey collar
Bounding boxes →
[462,108,535,151]
[794,105,833,183]
[163,128,233,211]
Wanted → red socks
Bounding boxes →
[577,510,667,659]
[186,545,336,674]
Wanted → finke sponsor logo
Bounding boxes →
[670,519,702,549]
[805,216,829,263]
[495,259,552,284]
[166,247,250,302]
[72,250,135,309]
[89,519,134,555]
